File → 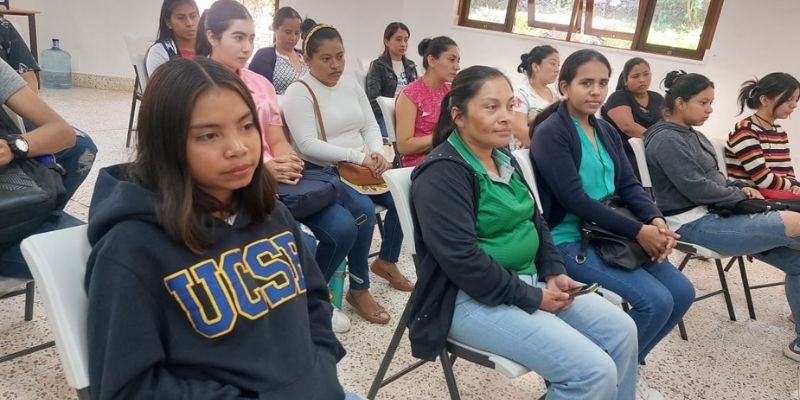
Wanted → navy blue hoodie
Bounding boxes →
[85,165,346,400]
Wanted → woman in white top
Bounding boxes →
[284,23,413,325]
[145,0,200,76]
[513,45,561,148]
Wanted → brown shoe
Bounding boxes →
[346,289,390,324]
[370,259,414,292]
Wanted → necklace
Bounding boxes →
[752,113,777,130]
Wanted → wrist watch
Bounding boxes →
[4,134,29,160]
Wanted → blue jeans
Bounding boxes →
[558,241,695,364]
[676,211,800,341]
[0,212,84,279]
[334,185,403,290]
[449,275,638,400]
[298,204,359,283]
[55,128,97,199]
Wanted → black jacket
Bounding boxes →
[365,52,418,121]
[408,141,567,361]
[85,165,346,400]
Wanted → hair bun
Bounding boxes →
[301,18,317,38]
[663,70,687,90]
[418,38,432,57]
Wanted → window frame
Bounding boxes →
[457,0,725,60]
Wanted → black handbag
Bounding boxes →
[709,198,800,217]
[0,109,67,244]
[578,196,648,270]
[277,167,339,219]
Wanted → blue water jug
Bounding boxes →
[40,39,72,89]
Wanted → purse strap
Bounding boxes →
[296,80,328,143]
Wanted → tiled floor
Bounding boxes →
[1,87,799,399]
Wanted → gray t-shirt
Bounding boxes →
[0,59,25,104]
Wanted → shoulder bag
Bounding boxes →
[0,108,67,243]
[578,196,648,270]
[295,79,385,186]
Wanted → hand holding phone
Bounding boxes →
[565,282,601,299]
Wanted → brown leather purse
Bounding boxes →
[296,80,385,186]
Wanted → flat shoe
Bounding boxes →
[370,260,414,292]
[346,290,390,324]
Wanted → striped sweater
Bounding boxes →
[725,116,796,189]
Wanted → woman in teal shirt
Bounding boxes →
[410,65,638,399]
[531,50,694,398]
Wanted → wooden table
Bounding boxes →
[0,8,40,63]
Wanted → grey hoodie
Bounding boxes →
[643,120,747,214]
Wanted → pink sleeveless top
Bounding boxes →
[400,79,451,167]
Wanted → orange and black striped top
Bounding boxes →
[726,116,796,189]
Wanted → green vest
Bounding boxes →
[550,118,616,245]
[448,133,539,275]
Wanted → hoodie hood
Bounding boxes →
[87,164,159,246]
[643,120,693,147]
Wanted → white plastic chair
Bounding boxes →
[2,104,26,133]
[629,137,742,337]
[511,149,625,307]
[122,34,151,148]
[377,96,402,167]
[708,136,730,178]
[20,225,91,400]
[368,168,530,400]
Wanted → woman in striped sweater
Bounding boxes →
[726,73,800,198]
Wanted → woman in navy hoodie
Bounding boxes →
[531,49,694,396]
[85,57,356,400]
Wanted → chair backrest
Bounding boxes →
[20,225,91,393]
[708,135,729,177]
[122,34,151,91]
[627,138,653,189]
[354,69,368,91]
[382,168,415,254]
[511,149,544,213]
[377,96,397,143]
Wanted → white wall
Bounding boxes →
[10,0,160,79]
[282,0,800,146]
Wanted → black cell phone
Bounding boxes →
[565,282,601,299]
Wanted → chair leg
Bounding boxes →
[439,348,461,400]
[23,281,34,322]
[367,290,417,399]
[76,388,91,400]
[376,212,385,238]
[678,319,688,341]
[677,252,691,271]
[126,75,140,148]
[737,256,757,320]
[715,259,736,322]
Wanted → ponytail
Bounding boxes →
[432,93,455,148]
[737,79,759,115]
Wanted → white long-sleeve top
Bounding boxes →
[283,73,384,167]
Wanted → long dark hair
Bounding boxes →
[433,66,511,148]
[382,22,410,55]
[737,72,800,115]
[132,57,275,253]
[616,57,649,91]
[195,0,252,56]
[516,45,558,78]
[662,70,714,115]
[529,49,612,138]
[418,36,457,69]
[156,0,199,43]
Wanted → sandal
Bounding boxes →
[370,259,414,292]
[346,290,391,324]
